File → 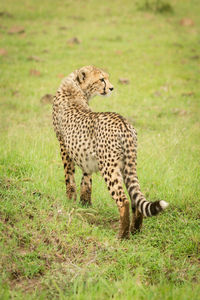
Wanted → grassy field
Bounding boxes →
[0,0,200,299]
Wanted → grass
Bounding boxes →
[0,0,200,299]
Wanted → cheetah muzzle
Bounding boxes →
[52,65,169,239]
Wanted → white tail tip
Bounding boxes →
[160,200,169,210]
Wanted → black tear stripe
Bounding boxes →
[82,72,86,80]
[103,80,106,94]
[76,76,81,84]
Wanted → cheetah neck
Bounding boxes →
[58,72,91,110]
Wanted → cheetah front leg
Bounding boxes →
[80,173,92,206]
[99,163,130,239]
[60,141,77,201]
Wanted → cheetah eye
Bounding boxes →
[100,78,105,82]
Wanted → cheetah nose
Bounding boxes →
[109,87,114,91]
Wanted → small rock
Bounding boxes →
[0,48,7,56]
[172,108,188,116]
[190,55,199,60]
[173,43,183,48]
[115,50,122,55]
[12,90,19,96]
[118,78,130,85]
[57,74,65,79]
[40,94,54,104]
[160,85,169,92]
[29,69,41,76]
[59,26,68,30]
[0,11,13,18]
[181,92,195,97]
[27,55,43,62]
[8,26,25,34]
[67,37,81,45]
[154,90,162,97]
[180,18,194,27]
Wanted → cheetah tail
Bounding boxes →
[127,182,169,217]
[130,191,169,217]
[122,148,168,217]
[121,125,169,217]
[125,170,169,217]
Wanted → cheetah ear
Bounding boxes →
[77,68,88,84]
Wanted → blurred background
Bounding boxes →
[0,0,200,299]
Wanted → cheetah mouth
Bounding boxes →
[101,92,107,95]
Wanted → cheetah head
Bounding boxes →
[76,66,114,99]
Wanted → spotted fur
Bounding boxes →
[52,66,168,239]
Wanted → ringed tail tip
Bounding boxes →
[159,200,169,210]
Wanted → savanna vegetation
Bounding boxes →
[0,0,200,299]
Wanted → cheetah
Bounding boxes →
[52,66,168,239]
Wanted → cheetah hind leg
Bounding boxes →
[80,173,92,206]
[130,205,143,235]
[122,171,144,235]
[99,164,130,239]
[60,141,77,201]
[121,162,143,235]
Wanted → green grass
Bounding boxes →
[0,0,200,299]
